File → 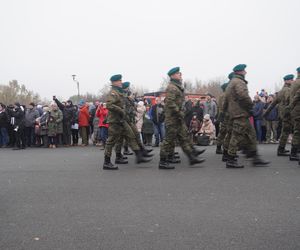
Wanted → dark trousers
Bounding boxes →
[48,136,57,145]
[72,129,79,145]
[63,122,72,145]
[7,125,15,146]
[15,127,26,148]
[25,127,35,146]
[56,134,63,146]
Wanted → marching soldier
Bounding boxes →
[264,74,294,157]
[216,72,234,155]
[159,67,205,170]
[103,74,151,170]
[289,67,300,162]
[223,64,269,168]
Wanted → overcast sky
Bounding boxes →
[1,0,299,100]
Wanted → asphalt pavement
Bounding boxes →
[0,145,300,250]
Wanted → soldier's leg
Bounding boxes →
[266,121,271,143]
[130,123,144,149]
[279,120,292,147]
[115,136,123,155]
[272,121,278,142]
[104,124,123,158]
[176,121,205,165]
[290,117,300,160]
[160,124,177,159]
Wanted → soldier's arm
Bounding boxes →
[234,82,253,112]
[106,93,125,116]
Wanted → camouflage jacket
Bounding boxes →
[290,78,300,117]
[106,86,125,124]
[164,80,185,125]
[266,83,291,120]
[223,75,253,119]
[124,96,136,124]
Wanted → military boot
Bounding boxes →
[222,150,229,162]
[192,146,206,156]
[188,154,205,166]
[159,157,175,169]
[167,154,181,164]
[277,146,290,156]
[141,147,154,157]
[122,154,128,160]
[135,150,152,164]
[216,145,223,154]
[226,155,244,168]
[103,156,118,170]
[123,145,134,155]
[289,146,299,161]
[246,151,270,166]
[115,154,128,164]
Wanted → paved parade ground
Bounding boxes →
[0,145,300,250]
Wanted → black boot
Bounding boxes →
[246,151,270,166]
[123,145,134,155]
[159,157,175,169]
[103,156,118,170]
[188,154,205,166]
[115,154,128,164]
[277,146,289,156]
[141,147,154,157]
[192,146,206,156]
[289,146,299,161]
[216,145,223,154]
[122,154,128,160]
[222,150,229,162]
[174,154,180,159]
[135,150,152,164]
[167,154,181,164]
[226,155,244,168]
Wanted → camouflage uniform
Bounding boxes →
[265,83,292,148]
[290,77,300,148]
[104,86,140,158]
[160,80,194,158]
[223,74,257,157]
[216,92,228,147]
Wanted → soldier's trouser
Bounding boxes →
[266,120,278,142]
[63,122,72,145]
[115,122,144,154]
[105,122,140,157]
[222,119,232,151]
[279,119,292,147]
[228,117,257,157]
[216,121,227,147]
[160,120,193,158]
[291,116,300,148]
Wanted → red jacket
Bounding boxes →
[78,105,90,127]
[96,106,109,128]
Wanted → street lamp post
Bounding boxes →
[72,75,80,104]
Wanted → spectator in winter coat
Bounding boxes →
[71,105,79,146]
[189,113,202,143]
[78,99,90,146]
[24,102,40,147]
[203,95,217,123]
[199,114,216,145]
[53,97,75,146]
[135,101,146,141]
[39,106,50,148]
[0,103,9,147]
[11,102,26,150]
[264,95,278,143]
[50,103,63,146]
[150,97,165,146]
[47,115,57,148]
[96,103,109,149]
[253,95,265,143]
[184,98,193,127]
[191,100,204,121]
[142,106,154,146]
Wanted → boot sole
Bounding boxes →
[103,167,119,170]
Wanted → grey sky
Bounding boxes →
[1,0,299,100]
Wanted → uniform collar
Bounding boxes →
[112,85,124,94]
[170,79,184,91]
[234,74,248,84]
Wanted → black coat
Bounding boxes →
[11,107,25,128]
[0,111,8,128]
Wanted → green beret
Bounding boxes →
[110,74,122,82]
[221,82,228,91]
[283,74,294,81]
[122,81,130,89]
[168,67,180,76]
[296,67,300,73]
[228,72,234,80]
[233,64,247,72]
